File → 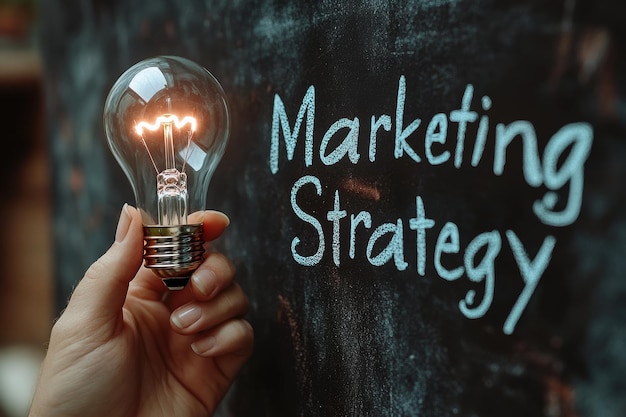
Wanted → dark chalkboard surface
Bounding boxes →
[40,0,626,415]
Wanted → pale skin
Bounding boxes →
[29,205,253,417]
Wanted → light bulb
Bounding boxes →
[103,56,230,290]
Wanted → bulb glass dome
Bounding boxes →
[104,55,229,226]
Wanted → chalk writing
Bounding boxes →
[271,76,593,334]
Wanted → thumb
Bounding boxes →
[63,204,144,333]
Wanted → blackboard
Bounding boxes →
[40,0,626,415]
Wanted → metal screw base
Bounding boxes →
[143,224,204,290]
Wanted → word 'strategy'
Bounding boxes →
[269,76,593,334]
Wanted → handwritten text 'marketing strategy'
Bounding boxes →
[269,76,593,334]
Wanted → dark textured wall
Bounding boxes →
[40,1,626,416]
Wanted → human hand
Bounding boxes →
[29,205,253,417]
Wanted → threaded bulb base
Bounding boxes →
[143,224,204,290]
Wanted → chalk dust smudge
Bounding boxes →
[277,294,312,407]
[341,177,381,201]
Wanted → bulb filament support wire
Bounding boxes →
[135,114,197,175]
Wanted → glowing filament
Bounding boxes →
[134,114,197,174]
[135,114,197,136]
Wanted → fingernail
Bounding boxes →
[192,336,216,355]
[211,211,230,226]
[192,268,217,297]
[171,305,201,329]
[115,204,132,243]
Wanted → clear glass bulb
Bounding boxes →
[103,56,230,290]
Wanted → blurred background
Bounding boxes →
[0,1,51,416]
[0,0,624,416]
